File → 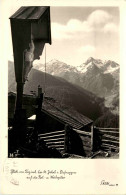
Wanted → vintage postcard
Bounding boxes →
[0,0,126,194]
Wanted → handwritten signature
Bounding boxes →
[100,180,118,187]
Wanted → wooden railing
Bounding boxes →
[38,127,119,156]
[38,130,65,152]
[38,127,93,157]
[94,127,119,152]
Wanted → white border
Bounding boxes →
[0,0,126,194]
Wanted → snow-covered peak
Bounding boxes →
[47,59,77,72]
[85,57,103,66]
[49,59,59,63]
[104,66,119,74]
[76,61,93,73]
[76,57,119,75]
[33,57,119,77]
[103,60,119,74]
[76,57,104,73]
[104,60,119,68]
[34,59,78,74]
[85,57,94,64]
[47,59,62,65]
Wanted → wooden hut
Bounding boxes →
[8,92,93,157]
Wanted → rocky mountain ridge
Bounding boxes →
[8,61,104,121]
[33,57,119,114]
[34,57,119,78]
[8,60,119,127]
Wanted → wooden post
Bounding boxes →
[13,109,27,149]
[37,93,43,111]
[64,125,71,153]
[38,85,42,97]
[91,124,94,152]
[12,82,26,150]
[34,89,43,135]
[15,82,24,110]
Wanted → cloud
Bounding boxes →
[51,9,118,40]
[67,19,92,32]
[87,10,111,27]
[52,23,70,39]
[52,19,92,40]
[103,23,119,33]
[78,45,95,53]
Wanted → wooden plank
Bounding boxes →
[39,137,64,142]
[48,145,64,148]
[99,130,119,134]
[56,148,64,151]
[38,130,65,137]
[73,129,91,136]
[46,141,64,145]
[102,134,119,141]
[102,139,119,144]
[96,127,119,130]
[102,141,119,147]
[101,147,119,151]
[39,133,65,139]
[101,146,119,151]
[100,132,119,138]
[101,143,119,149]
[47,146,64,151]
[102,143,119,148]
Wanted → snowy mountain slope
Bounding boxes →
[34,57,119,94]
[33,57,119,114]
[34,59,78,75]
[8,60,119,126]
[8,61,105,121]
[34,57,119,80]
[76,57,119,76]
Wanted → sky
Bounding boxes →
[8,6,120,66]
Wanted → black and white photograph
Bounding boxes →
[0,0,126,194]
[8,6,120,159]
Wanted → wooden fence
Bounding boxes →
[94,127,119,152]
[37,127,119,156]
[38,127,93,157]
[38,130,65,153]
[9,125,119,157]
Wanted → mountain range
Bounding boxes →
[8,57,119,127]
[34,57,119,114]
[8,61,105,121]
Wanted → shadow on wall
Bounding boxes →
[69,130,86,157]
[93,127,102,152]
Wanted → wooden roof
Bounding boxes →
[10,6,49,21]
[8,92,93,129]
[42,100,93,129]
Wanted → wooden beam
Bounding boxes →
[73,129,91,136]
[38,130,65,137]
[39,133,65,139]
